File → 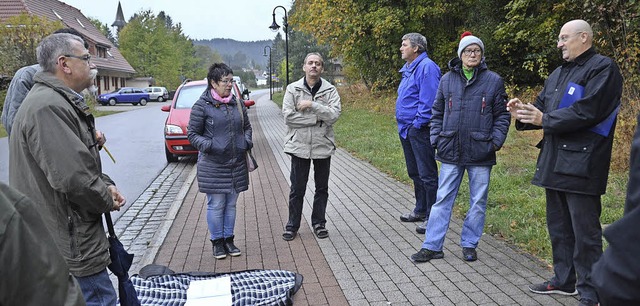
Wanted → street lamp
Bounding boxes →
[263,45,272,100]
[269,5,288,86]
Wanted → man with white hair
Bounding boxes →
[9,33,127,305]
[507,20,623,306]
[396,33,441,232]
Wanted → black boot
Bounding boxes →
[211,238,226,259]
[224,235,241,257]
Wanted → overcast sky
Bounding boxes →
[60,0,293,41]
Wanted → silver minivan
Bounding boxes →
[144,86,169,102]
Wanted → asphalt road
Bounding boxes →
[0,101,171,221]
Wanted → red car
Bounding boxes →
[161,79,255,162]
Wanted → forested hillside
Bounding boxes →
[193,39,272,70]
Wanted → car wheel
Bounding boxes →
[157,96,164,102]
[165,147,179,163]
[139,98,148,106]
[108,98,116,106]
[132,102,139,106]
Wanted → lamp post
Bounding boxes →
[263,45,272,100]
[269,5,288,86]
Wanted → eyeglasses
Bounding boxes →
[557,32,583,43]
[64,54,92,62]
[219,79,236,85]
[462,49,482,56]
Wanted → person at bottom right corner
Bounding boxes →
[506,20,623,306]
[590,112,640,305]
[410,32,510,264]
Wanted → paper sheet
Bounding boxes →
[184,277,232,306]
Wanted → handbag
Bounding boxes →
[246,149,258,172]
[237,98,258,172]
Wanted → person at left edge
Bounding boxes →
[9,33,126,306]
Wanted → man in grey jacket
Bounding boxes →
[9,33,126,305]
[281,52,341,241]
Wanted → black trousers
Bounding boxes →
[546,189,602,302]
[285,155,331,232]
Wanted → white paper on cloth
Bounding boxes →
[184,276,232,306]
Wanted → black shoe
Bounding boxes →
[211,238,226,259]
[224,235,241,257]
[578,298,598,306]
[410,248,444,263]
[528,281,577,296]
[462,247,477,261]
[400,212,426,222]
[415,220,427,234]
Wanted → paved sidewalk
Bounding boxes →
[132,91,580,305]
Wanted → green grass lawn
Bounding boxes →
[270,87,628,265]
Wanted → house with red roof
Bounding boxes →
[0,0,138,95]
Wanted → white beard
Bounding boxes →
[87,69,99,94]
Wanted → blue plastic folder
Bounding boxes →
[559,82,618,137]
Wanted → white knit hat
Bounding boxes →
[457,31,484,58]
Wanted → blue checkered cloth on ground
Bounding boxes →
[129,269,302,306]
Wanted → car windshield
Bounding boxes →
[175,85,206,109]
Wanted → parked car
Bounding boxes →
[161,79,255,162]
[98,87,150,106]
[143,86,169,102]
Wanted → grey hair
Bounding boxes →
[402,33,427,53]
[303,52,324,66]
[36,33,85,73]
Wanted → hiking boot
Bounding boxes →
[410,248,444,263]
[400,212,426,222]
[462,247,477,261]
[224,235,241,257]
[528,281,577,296]
[578,298,598,306]
[211,238,226,259]
[415,220,428,234]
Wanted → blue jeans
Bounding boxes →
[75,269,117,306]
[422,163,491,251]
[546,189,602,302]
[399,125,438,217]
[286,155,331,232]
[206,193,239,240]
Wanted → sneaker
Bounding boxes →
[410,248,444,263]
[528,281,577,296]
[578,298,598,306]
[400,212,426,222]
[415,220,427,234]
[462,247,477,261]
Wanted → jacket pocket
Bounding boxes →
[469,132,494,162]
[553,142,591,178]
[436,130,458,161]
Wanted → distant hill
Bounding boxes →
[194,38,272,69]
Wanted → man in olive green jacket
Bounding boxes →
[9,33,126,305]
[0,182,86,306]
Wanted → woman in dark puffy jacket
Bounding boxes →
[187,63,252,260]
[411,32,511,263]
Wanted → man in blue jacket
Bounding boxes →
[507,20,623,306]
[396,33,441,232]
